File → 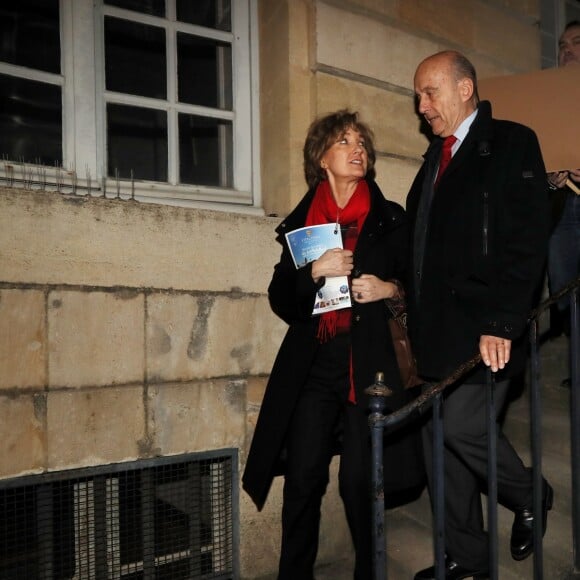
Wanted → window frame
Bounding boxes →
[0,0,261,212]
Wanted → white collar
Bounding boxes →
[451,108,478,154]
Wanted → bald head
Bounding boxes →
[414,51,478,138]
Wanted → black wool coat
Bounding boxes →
[406,101,551,383]
[243,180,424,510]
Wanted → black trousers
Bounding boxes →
[422,379,533,570]
[278,334,373,580]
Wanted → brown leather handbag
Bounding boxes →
[388,314,422,389]
[385,283,422,389]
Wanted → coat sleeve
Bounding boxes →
[480,127,551,339]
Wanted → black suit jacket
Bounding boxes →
[406,101,551,382]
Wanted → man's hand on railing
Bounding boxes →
[479,335,512,373]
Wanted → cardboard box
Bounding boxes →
[479,65,580,172]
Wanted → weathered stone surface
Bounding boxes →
[47,385,145,469]
[148,379,246,455]
[48,290,145,388]
[399,0,476,49]
[473,3,541,72]
[239,473,284,577]
[0,289,46,389]
[241,375,268,477]
[399,0,540,72]
[0,394,46,478]
[494,0,539,19]
[338,0,399,20]
[259,0,292,217]
[316,73,424,160]
[316,3,439,91]
[259,0,315,216]
[374,156,423,208]
[147,294,286,381]
[0,190,278,294]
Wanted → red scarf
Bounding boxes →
[305,179,370,402]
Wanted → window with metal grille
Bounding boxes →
[0,0,260,209]
[0,450,238,579]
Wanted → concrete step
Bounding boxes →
[536,335,570,388]
[308,489,574,579]
[386,490,573,579]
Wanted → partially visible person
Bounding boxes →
[547,21,580,386]
[406,51,552,579]
[242,110,423,580]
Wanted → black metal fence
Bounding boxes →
[368,276,580,580]
[0,450,238,580]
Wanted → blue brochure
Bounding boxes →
[285,223,352,315]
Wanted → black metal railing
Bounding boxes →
[367,276,580,580]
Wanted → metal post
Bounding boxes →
[366,372,392,580]
[432,393,445,580]
[486,369,498,580]
[141,469,156,580]
[570,288,580,574]
[529,317,545,578]
[36,484,54,580]
[93,476,108,579]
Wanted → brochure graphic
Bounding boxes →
[285,223,352,315]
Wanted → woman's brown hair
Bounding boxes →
[303,109,376,190]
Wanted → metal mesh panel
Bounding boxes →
[0,452,236,579]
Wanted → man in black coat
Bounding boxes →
[406,51,553,579]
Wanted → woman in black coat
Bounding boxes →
[242,110,423,580]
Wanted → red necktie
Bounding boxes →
[434,135,457,188]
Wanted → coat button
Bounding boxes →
[504,323,513,333]
[354,315,361,323]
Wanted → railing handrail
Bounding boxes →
[529,275,580,320]
[376,275,580,434]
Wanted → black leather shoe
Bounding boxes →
[414,556,488,580]
[510,482,554,561]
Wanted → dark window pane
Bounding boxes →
[177,34,232,109]
[178,114,232,187]
[177,0,231,32]
[0,74,62,166]
[105,0,165,17]
[105,17,166,99]
[0,0,60,74]
[107,104,167,182]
